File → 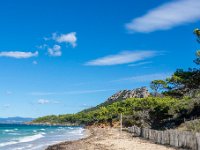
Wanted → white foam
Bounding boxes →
[4,129,16,132]
[14,144,33,150]
[0,127,85,150]
[40,129,45,131]
[8,132,21,135]
[0,133,44,148]
[18,133,44,143]
[68,128,85,135]
[0,141,18,147]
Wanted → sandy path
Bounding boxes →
[46,128,179,150]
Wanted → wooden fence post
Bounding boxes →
[127,125,200,150]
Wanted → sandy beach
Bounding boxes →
[46,128,179,150]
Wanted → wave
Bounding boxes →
[18,133,45,143]
[40,129,45,131]
[0,126,85,150]
[4,129,18,132]
[8,132,21,135]
[14,144,33,150]
[0,141,18,147]
[0,133,44,148]
[68,128,85,135]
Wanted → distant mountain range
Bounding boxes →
[0,117,34,124]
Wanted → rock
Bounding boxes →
[107,87,149,102]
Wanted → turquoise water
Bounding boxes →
[0,124,86,150]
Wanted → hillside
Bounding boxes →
[80,87,149,113]
[32,88,200,129]
[32,87,150,126]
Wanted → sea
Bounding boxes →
[0,124,86,150]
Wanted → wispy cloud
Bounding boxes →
[80,104,93,109]
[30,89,115,96]
[32,92,56,96]
[37,44,48,49]
[52,32,77,47]
[48,44,62,56]
[128,61,152,67]
[125,0,200,33]
[37,99,49,104]
[85,51,158,66]
[37,99,59,105]
[0,51,38,59]
[114,73,172,83]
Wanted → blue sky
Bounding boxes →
[0,0,200,117]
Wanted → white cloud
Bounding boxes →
[114,73,172,83]
[52,32,77,47]
[31,92,56,96]
[0,51,38,59]
[85,51,158,66]
[48,45,62,56]
[37,44,48,49]
[125,0,200,33]
[37,99,50,104]
[128,61,152,67]
[37,99,60,105]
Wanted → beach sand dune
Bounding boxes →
[46,128,180,150]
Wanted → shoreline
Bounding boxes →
[45,127,180,150]
[45,128,94,150]
[25,122,81,127]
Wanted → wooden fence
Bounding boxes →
[127,126,200,150]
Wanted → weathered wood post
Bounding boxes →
[120,113,122,133]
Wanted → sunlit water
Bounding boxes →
[0,124,86,150]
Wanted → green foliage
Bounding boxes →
[164,69,200,97]
[180,119,200,132]
[161,28,200,98]
[194,28,200,42]
[194,50,200,65]
[150,80,167,96]
[32,28,200,131]
[33,96,194,129]
[194,28,200,65]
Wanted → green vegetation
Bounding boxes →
[150,80,167,96]
[179,119,200,132]
[150,28,200,98]
[194,28,200,65]
[33,96,200,129]
[32,28,200,130]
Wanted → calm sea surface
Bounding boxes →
[0,124,86,150]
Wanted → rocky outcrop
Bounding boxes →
[107,87,149,102]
